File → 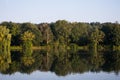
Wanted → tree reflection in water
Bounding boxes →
[21,49,34,67]
[102,50,120,75]
[0,49,120,76]
[0,49,11,73]
[88,50,105,72]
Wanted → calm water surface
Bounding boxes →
[0,50,120,80]
[0,71,120,80]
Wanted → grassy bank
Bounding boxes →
[10,45,120,51]
[10,46,45,50]
[10,46,22,50]
[10,45,88,51]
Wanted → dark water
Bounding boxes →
[0,50,120,80]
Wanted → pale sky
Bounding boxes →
[0,0,120,23]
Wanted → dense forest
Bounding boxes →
[0,20,120,50]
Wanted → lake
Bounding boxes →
[0,50,120,80]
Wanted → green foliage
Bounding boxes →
[21,31,35,52]
[89,28,105,50]
[0,22,21,46]
[20,23,42,46]
[112,23,120,46]
[90,28,105,43]
[53,20,71,44]
[0,20,120,50]
[37,23,54,45]
[20,31,35,67]
[0,26,11,52]
[21,31,35,41]
[70,22,90,45]
[0,44,11,72]
[101,23,114,45]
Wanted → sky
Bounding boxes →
[0,0,120,23]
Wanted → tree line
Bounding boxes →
[0,20,120,50]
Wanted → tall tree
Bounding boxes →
[101,23,114,45]
[0,22,21,46]
[21,31,35,54]
[89,28,105,50]
[112,23,120,46]
[0,26,11,52]
[37,23,53,45]
[70,22,90,45]
[53,20,71,44]
[20,23,42,46]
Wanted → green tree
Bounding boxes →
[101,23,114,45]
[20,23,42,46]
[112,23,120,46]
[0,22,20,46]
[89,28,105,50]
[37,23,53,45]
[21,31,35,53]
[0,26,11,52]
[0,26,11,72]
[70,22,90,45]
[53,20,71,44]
